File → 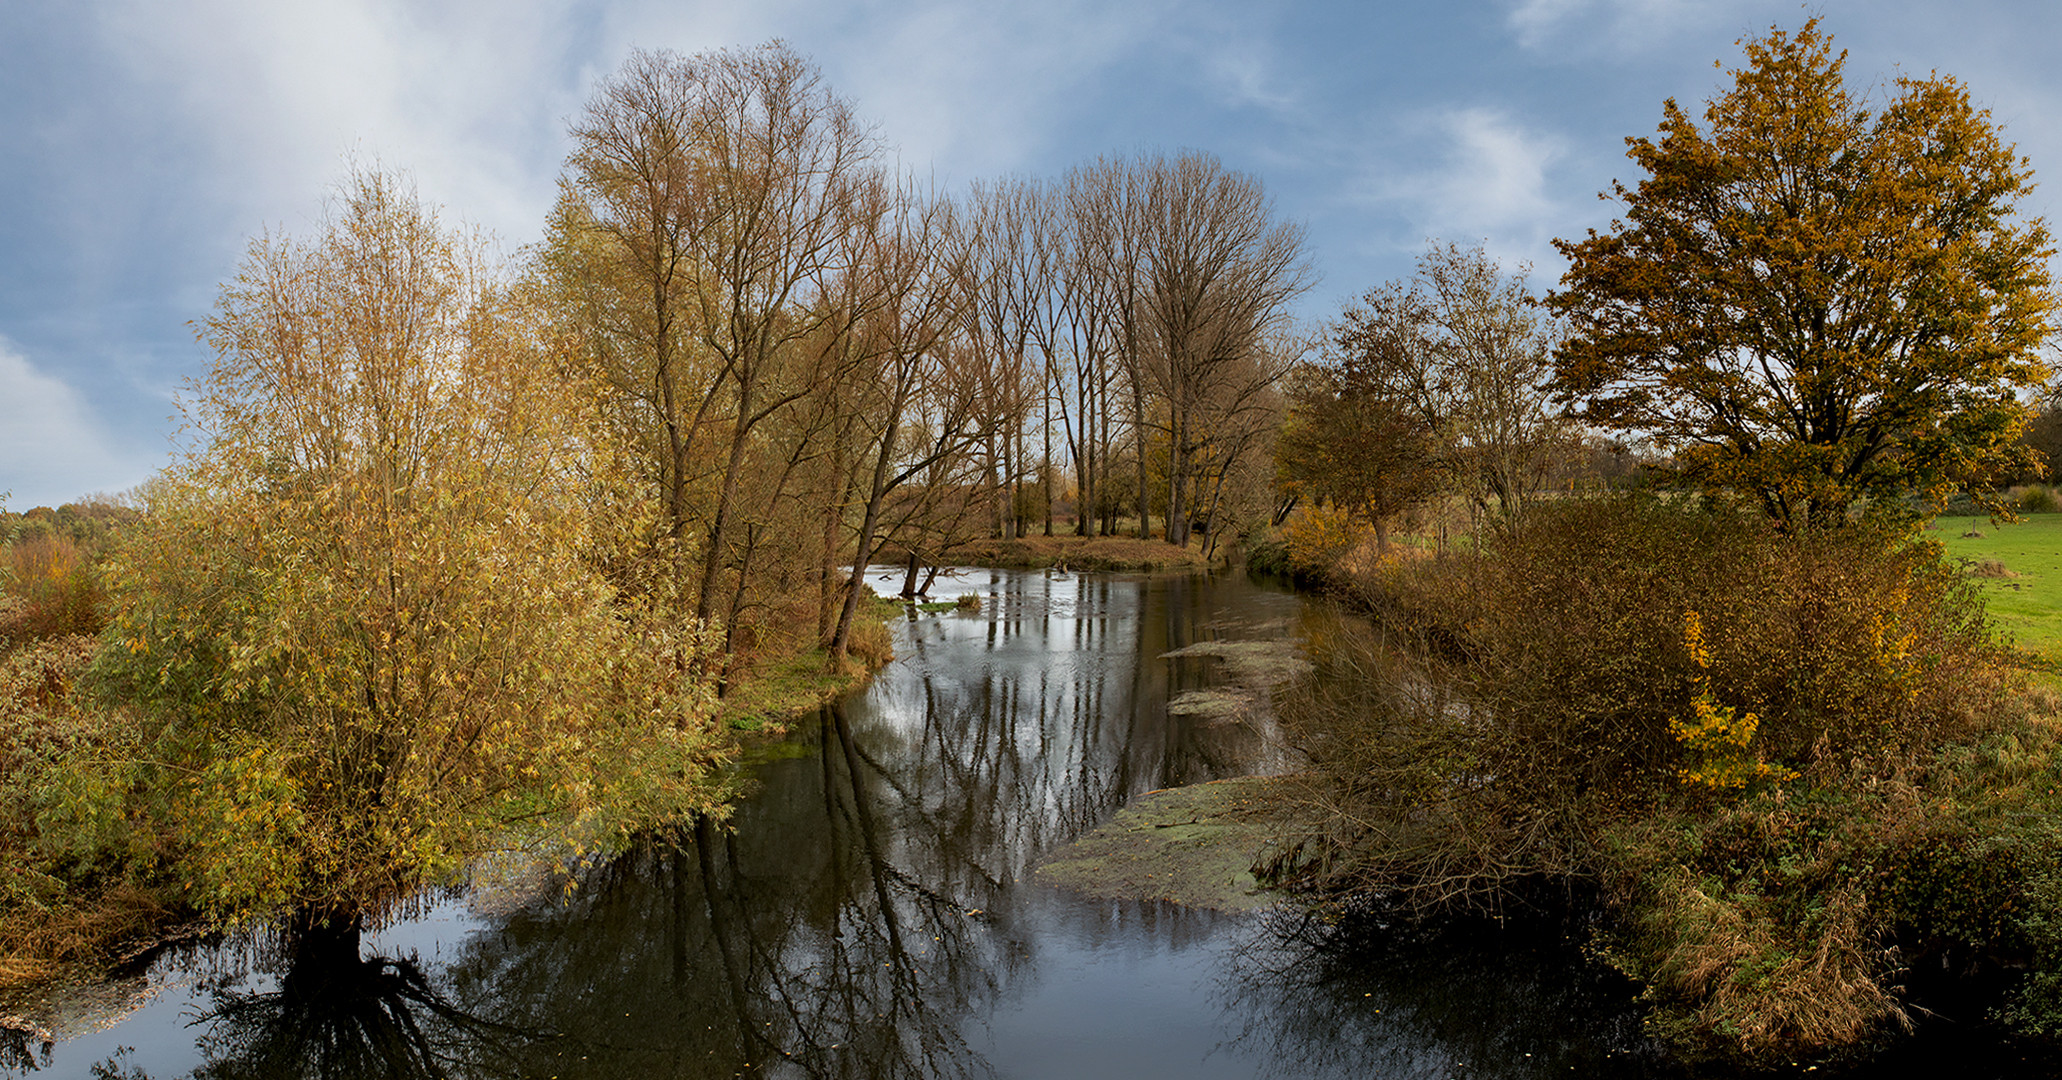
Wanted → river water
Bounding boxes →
[14,567,2010,1079]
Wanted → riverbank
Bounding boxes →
[1258,496,2062,1068]
[880,533,1214,573]
[0,598,902,999]
[6,565,1353,1079]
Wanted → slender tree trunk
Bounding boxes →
[830,403,904,660]
[696,374,756,628]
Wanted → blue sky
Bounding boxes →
[4,0,2060,506]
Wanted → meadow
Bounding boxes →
[1933,512,2062,666]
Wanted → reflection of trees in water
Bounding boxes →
[79,921,552,1080]
[417,571,1304,1079]
[421,699,1006,1080]
[874,571,1303,889]
[2,1021,51,1073]
[72,570,1312,1080]
[1218,909,1682,1080]
[183,922,547,1080]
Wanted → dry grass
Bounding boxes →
[0,885,173,987]
[1639,871,1905,1055]
[0,636,188,992]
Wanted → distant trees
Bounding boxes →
[1550,21,2056,528]
[1295,243,1565,543]
[1134,153,1311,547]
[1061,152,1311,546]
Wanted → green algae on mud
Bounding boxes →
[1032,775,1314,913]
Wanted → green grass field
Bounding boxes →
[1931,513,2062,665]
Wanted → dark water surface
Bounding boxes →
[13,567,1962,1080]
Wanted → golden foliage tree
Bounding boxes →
[101,168,724,929]
[1550,21,2056,527]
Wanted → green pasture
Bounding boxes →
[1931,513,2062,665]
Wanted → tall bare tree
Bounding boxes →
[559,43,879,635]
[828,178,980,658]
[1134,151,1312,546]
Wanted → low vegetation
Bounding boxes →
[0,493,896,990]
[1264,495,2062,1066]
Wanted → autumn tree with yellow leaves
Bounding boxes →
[99,169,726,929]
[1550,21,2056,528]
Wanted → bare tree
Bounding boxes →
[827,178,981,659]
[559,43,879,636]
[1337,243,1565,523]
[1065,157,1152,537]
[1134,151,1312,546]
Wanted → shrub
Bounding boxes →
[1277,494,2026,1061]
[843,616,895,670]
[2018,484,2061,514]
[1273,503,1370,581]
[1,536,103,642]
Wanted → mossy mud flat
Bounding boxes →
[1035,632,1317,912]
[1033,774,1316,912]
[1162,637,1314,726]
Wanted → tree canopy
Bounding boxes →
[1549,21,2056,527]
[99,169,724,927]
[1323,243,1566,530]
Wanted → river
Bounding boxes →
[6,567,2017,1079]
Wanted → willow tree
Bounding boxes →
[1550,21,2055,527]
[101,169,722,930]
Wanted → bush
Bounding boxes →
[1,536,103,642]
[0,635,175,984]
[1276,495,2030,1062]
[2018,484,2061,514]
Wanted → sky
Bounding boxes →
[5,0,2062,506]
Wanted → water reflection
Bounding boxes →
[421,569,1307,1079]
[181,923,548,1080]
[33,568,1506,1080]
[1219,911,1676,1080]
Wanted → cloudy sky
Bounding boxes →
[4,0,2061,506]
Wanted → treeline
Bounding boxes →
[0,39,1317,969]
[546,43,1311,671]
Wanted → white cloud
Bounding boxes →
[1505,0,1753,55]
[1368,108,1569,271]
[0,342,155,508]
[91,0,590,244]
